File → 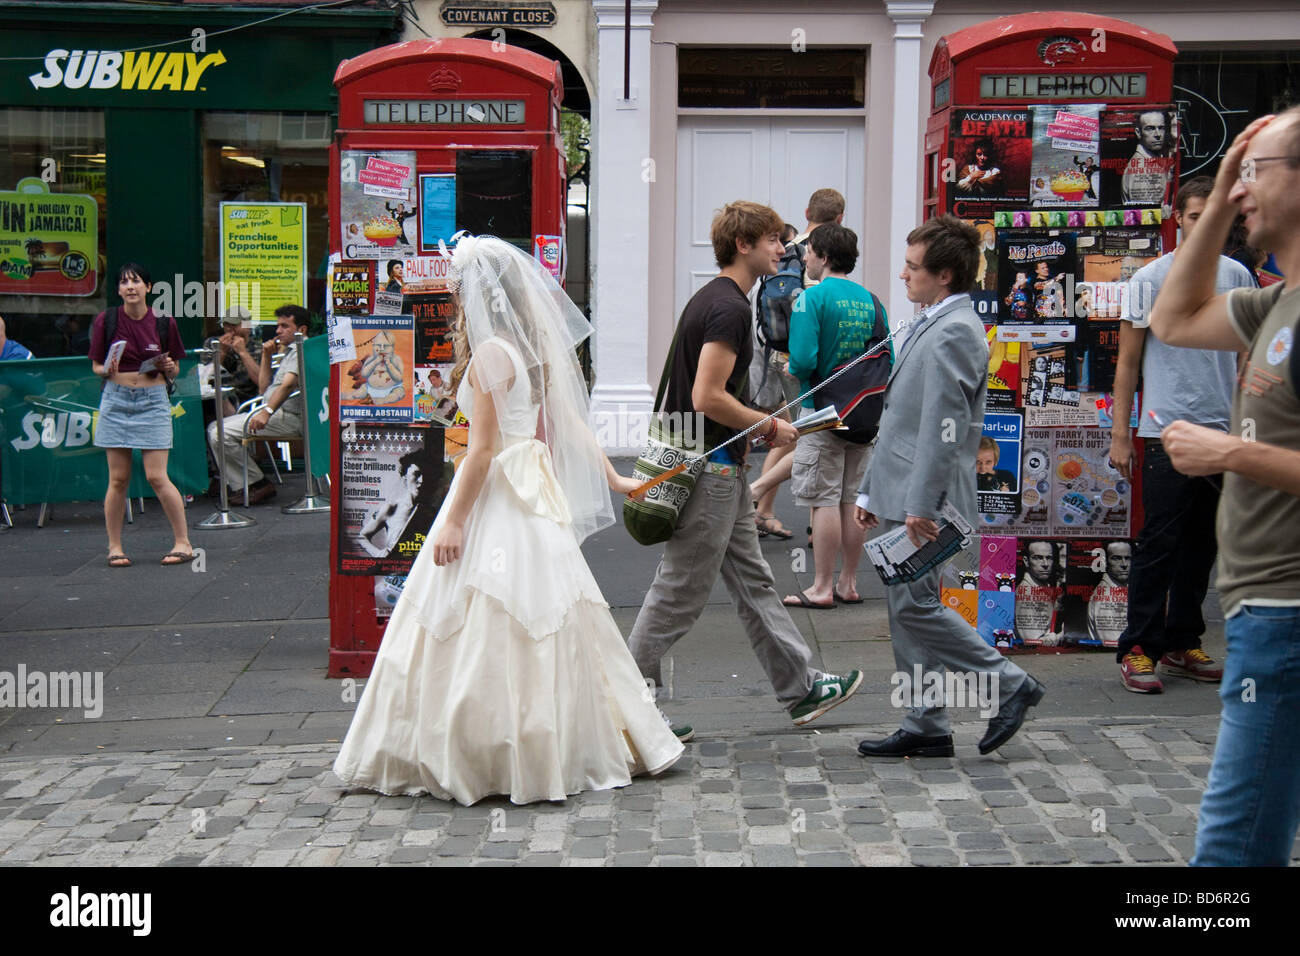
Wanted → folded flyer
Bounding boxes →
[864,501,974,585]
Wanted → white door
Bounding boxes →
[675,115,865,319]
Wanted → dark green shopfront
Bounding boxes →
[0,1,399,356]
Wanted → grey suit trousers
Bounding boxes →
[881,519,1029,736]
[626,471,818,708]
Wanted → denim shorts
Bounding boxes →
[94,381,173,449]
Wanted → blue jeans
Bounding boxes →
[1191,604,1300,866]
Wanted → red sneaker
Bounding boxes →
[1161,649,1223,683]
[1120,647,1163,694]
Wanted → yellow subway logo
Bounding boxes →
[28,49,227,91]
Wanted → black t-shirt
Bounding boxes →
[663,276,752,456]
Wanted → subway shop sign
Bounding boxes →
[28,48,227,92]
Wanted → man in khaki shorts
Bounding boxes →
[784,223,889,608]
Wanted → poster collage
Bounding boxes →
[943,103,1177,652]
[330,150,568,618]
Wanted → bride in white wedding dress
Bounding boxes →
[333,236,683,805]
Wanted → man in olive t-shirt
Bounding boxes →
[1148,108,1300,867]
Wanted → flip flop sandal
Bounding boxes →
[783,590,836,610]
[756,514,795,539]
[834,592,865,604]
[160,551,197,566]
[107,554,132,568]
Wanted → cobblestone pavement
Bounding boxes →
[7,715,1286,867]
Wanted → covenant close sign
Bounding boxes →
[440,2,556,27]
[363,99,525,125]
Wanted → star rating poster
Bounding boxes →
[338,425,453,576]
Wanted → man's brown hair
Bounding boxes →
[711,201,783,267]
[806,188,845,225]
[1176,175,1215,215]
[906,215,981,295]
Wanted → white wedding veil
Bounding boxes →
[446,235,613,543]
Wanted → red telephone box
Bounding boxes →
[926,12,1178,243]
[327,38,566,677]
[920,14,1183,654]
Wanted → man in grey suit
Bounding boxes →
[854,215,1044,757]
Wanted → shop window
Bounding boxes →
[678,48,866,109]
[202,111,331,324]
[1175,50,1300,181]
[0,107,107,357]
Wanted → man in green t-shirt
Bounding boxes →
[784,223,888,608]
[1147,108,1300,867]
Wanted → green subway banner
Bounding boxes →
[303,333,330,481]
[0,355,207,506]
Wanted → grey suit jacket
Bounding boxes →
[858,294,987,524]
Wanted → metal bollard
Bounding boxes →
[196,337,256,530]
[283,331,329,515]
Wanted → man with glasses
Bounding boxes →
[1148,108,1300,866]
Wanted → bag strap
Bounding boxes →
[653,316,685,413]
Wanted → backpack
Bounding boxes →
[756,240,805,353]
[103,306,176,395]
[812,292,891,444]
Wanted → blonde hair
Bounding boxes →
[806,188,845,225]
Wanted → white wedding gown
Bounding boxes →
[333,339,683,805]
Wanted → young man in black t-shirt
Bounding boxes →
[627,200,863,738]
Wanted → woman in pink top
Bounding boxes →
[88,263,193,567]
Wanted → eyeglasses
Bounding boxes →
[1240,156,1299,182]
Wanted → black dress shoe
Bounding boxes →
[979,675,1046,755]
[857,729,954,758]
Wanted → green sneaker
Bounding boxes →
[660,709,695,742]
[790,670,863,726]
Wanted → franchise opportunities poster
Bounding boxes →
[338,315,416,423]
[338,426,452,576]
[1099,107,1178,208]
[340,150,418,259]
[1028,105,1102,208]
[948,108,1032,212]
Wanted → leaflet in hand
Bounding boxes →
[864,501,974,585]
[136,355,160,375]
[105,340,126,370]
[791,406,846,435]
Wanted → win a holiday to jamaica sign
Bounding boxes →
[0,179,98,296]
